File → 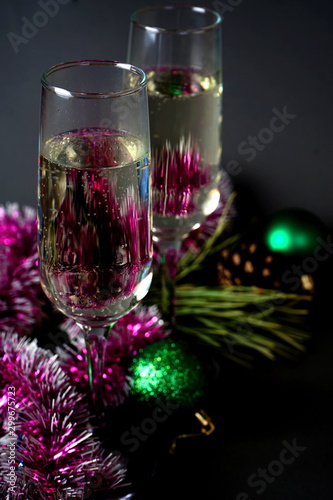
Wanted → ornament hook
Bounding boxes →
[169,408,215,454]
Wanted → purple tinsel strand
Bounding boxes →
[0,203,50,337]
[152,136,209,217]
[0,333,127,498]
[182,169,236,252]
[153,170,236,273]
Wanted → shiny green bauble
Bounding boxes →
[129,339,205,409]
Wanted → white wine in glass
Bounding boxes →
[38,60,153,414]
[127,5,223,319]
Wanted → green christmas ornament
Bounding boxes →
[263,208,324,257]
[129,339,205,409]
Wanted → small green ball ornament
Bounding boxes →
[263,208,324,257]
[129,339,205,409]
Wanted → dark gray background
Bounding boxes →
[1,3,333,499]
[0,0,332,226]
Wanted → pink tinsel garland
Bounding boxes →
[0,203,50,336]
[0,333,126,498]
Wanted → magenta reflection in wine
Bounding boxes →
[38,127,152,327]
[147,67,223,240]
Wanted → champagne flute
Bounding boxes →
[127,5,223,322]
[38,60,152,416]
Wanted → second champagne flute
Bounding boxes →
[38,60,153,415]
[127,5,223,321]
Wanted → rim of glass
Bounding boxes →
[130,4,222,33]
[41,60,147,99]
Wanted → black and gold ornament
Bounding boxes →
[217,208,325,293]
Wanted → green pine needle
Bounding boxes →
[172,283,311,362]
[146,192,313,365]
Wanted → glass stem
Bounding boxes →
[80,324,114,418]
[158,238,182,326]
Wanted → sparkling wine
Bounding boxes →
[146,67,223,240]
[38,128,152,326]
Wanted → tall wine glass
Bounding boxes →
[127,5,223,322]
[38,60,152,416]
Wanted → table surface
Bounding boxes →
[124,258,333,500]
